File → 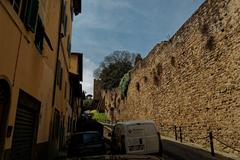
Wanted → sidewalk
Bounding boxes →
[161,136,240,160]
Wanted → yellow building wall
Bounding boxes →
[69,54,79,75]
[62,0,73,67]
[0,3,21,85]
[0,0,60,149]
[0,0,76,156]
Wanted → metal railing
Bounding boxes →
[159,124,240,156]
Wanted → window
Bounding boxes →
[20,0,28,22]
[10,0,39,32]
[69,85,73,105]
[35,16,44,51]
[67,35,71,55]
[10,0,54,52]
[64,15,68,36]
[52,110,60,139]
[64,82,67,98]
[61,1,66,25]
[34,16,53,52]
[67,116,70,132]
[25,0,39,32]
[60,1,67,37]
[70,0,74,21]
[59,68,63,90]
[56,60,63,90]
[10,0,21,14]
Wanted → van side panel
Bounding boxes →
[145,135,159,153]
[145,124,159,153]
[125,123,159,154]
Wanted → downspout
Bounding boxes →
[49,0,64,145]
[52,0,64,106]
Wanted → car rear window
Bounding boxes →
[71,133,102,145]
[83,133,102,144]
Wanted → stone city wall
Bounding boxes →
[98,0,240,155]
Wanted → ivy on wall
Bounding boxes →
[119,72,131,99]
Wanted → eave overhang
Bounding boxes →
[73,0,81,15]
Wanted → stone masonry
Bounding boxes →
[97,0,240,155]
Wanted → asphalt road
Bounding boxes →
[161,138,236,160]
[57,136,237,160]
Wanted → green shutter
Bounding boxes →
[56,60,61,86]
[61,1,66,26]
[64,15,68,36]
[67,36,72,55]
[60,68,63,90]
[34,17,44,51]
[26,0,39,32]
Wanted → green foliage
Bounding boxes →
[90,110,108,123]
[94,50,137,90]
[83,99,93,108]
[119,72,130,98]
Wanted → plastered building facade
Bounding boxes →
[0,0,82,159]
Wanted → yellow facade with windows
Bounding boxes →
[0,0,81,159]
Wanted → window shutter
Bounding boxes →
[56,60,61,86]
[59,68,63,90]
[64,15,68,36]
[67,36,71,55]
[70,0,74,21]
[26,0,39,32]
[61,1,66,24]
[60,1,66,37]
[35,17,44,51]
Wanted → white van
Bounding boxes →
[110,120,162,155]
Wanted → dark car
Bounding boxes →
[67,131,106,157]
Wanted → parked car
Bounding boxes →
[67,131,106,157]
[110,120,163,156]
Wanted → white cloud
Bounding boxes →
[82,56,97,95]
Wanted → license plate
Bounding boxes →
[128,145,144,151]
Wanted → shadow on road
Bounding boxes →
[162,139,235,160]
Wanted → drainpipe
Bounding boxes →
[52,0,64,106]
[49,0,64,146]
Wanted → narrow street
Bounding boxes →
[1,0,240,159]
[161,138,235,160]
[101,124,237,160]
[55,123,238,160]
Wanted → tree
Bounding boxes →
[94,50,138,90]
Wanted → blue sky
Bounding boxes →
[72,0,204,95]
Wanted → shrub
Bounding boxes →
[90,110,108,123]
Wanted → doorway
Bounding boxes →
[0,79,11,158]
[11,90,40,160]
